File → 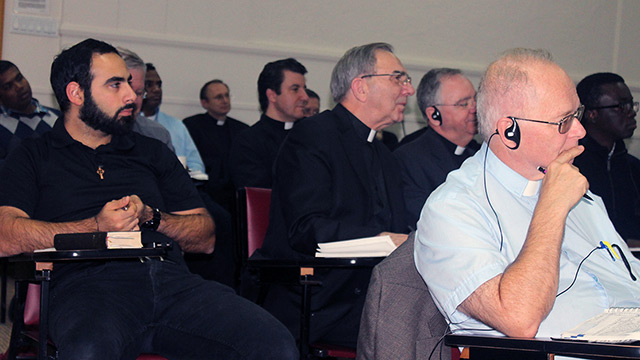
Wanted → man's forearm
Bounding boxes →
[0,206,96,256]
[496,204,565,334]
[155,210,215,254]
[459,199,567,337]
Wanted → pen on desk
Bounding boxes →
[537,166,593,201]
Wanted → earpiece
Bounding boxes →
[504,118,521,149]
[431,106,442,125]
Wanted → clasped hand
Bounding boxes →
[94,195,146,232]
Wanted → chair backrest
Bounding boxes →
[356,232,452,360]
[236,187,272,259]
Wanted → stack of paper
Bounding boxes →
[315,235,397,258]
[106,231,143,249]
[560,307,640,343]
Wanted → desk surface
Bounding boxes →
[445,334,640,359]
[247,257,384,268]
[9,245,170,262]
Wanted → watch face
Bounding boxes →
[142,208,161,231]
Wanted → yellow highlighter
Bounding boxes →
[601,241,620,260]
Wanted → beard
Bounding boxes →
[80,93,136,136]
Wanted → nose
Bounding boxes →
[403,83,415,96]
[569,117,586,140]
[124,83,136,104]
[300,89,309,102]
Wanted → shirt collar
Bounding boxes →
[336,104,376,143]
[261,113,296,130]
[483,142,540,198]
[50,116,135,151]
[204,112,227,126]
[428,127,468,155]
[3,98,50,119]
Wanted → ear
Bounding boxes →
[350,77,368,103]
[266,88,278,104]
[425,107,440,127]
[200,98,208,108]
[584,109,598,124]
[496,116,518,149]
[66,82,84,106]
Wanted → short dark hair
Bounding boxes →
[50,38,119,112]
[200,79,228,100]
[416,68,462,119]
[257,58,307,112]
[0,60,18,77]
[145,63,157,72]
[577,72,626,113]
[305,88,319,100]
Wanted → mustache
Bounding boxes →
[115,103,136,117]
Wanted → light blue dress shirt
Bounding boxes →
[415,142,640,338]
[148,110,205,173]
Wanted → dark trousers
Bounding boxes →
[49,258,297,360]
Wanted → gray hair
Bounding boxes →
[416,68,462,120]
[476,48,554,141]
[330,42,394,103]
[117,47,146,73]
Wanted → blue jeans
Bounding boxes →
[49,258,297,360]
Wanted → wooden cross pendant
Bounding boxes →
[97,166,105,180]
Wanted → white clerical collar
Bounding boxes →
[284,121,294,130]
[216,119,225,126]
[522,180,540,197]
[454,145,466,156]
[367,129,376,143]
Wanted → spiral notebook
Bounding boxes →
[559,307,640,343]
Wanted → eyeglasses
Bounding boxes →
[508,105,585,134]
[433,97,476,110]
[360,71,412,86]
[589,101,638,114]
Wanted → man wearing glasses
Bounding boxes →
[415,49,640,339]
[574,73,640,243]
[394,68,480,229]
[258,42,413,348]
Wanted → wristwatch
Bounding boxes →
[141,207,161,231]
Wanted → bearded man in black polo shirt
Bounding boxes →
[0,38,296,360]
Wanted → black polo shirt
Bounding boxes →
[0,118,203,252]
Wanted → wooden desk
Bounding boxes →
[445,334,640,359]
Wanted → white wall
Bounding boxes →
[3,0,640,154]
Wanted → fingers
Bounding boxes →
[554,145,584,166]
[96,195,144,232]
[539,146,589,212]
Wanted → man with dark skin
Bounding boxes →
[575,72,640,241]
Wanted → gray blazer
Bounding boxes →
[357,232,451,360]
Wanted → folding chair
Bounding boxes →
[236,187,364,359]
[7,247,170,360]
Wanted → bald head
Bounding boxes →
[476,48,555,141]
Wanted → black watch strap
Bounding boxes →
[141,207,161,231]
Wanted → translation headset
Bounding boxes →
[504,117,521,149]
[431,106,442,125]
